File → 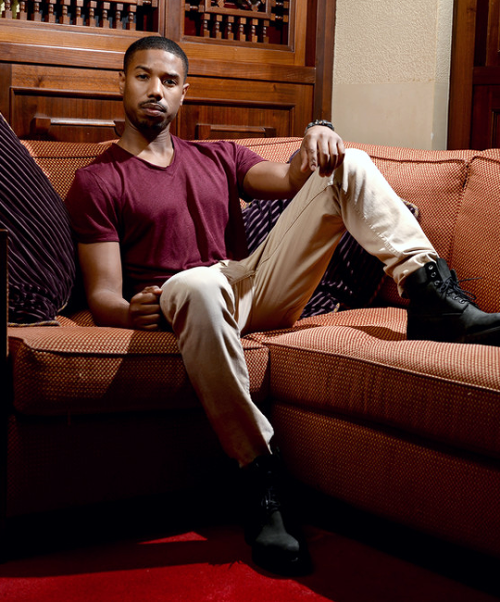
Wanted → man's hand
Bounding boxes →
[242,125,346,200]
[129,286,163,331]
[299,126,345,177]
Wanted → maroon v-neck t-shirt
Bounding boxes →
[66,137,264,299]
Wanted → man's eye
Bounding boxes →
[163,79,176,86]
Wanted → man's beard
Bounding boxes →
[127,103,172,135]
[137,117,169,132]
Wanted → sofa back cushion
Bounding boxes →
[20,140,113,201]
[346,143,475,307]
[452,150,500,313]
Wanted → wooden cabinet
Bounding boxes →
[0,0,335,142]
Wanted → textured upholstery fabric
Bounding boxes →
[9,327,269,416]
[452,151,500,314]
[6,412,229,517]
[0,115,75,324]
[234,137,302,163]
[20,140,113,200]
[270,402,500,558]
[264,307,500,457]
[346,142,475,307]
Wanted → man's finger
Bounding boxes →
[300,146,317,173]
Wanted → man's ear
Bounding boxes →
[118,71,126,95]
[180,82,190,105]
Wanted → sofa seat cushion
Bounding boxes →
[8,326,269,416]
[264,307,500,458]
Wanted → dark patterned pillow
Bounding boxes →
[242,187,419,319]
[0,114,75,324]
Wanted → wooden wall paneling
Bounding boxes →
[449,0,500,149]
[9,64,122,95]
[473,0,500,148]
[311,0,335,120]
[448,0,478,149]
[195,124,277,139]
[471,80,500,148]
[0,0,335,141]
[178,99,295,140]
[0,1,163,35]
[0,64,12,119]
[180,0,302,61]
[11,87,124,142]
[8,64,125,142]
[175,73,313,140]
[485,0,500,66]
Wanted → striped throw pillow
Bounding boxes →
[0,114,75,324]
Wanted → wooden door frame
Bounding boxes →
[448,0,478,149]
[311,0,336,120]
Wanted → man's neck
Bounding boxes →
[117,128,175,168]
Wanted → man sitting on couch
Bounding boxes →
[66,35,500,576]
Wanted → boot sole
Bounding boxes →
[252,545,312,577]
[459,325,500,346]
[408,323,500,346]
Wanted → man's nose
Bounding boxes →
[148,77,163,98]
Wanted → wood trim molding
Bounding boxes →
[313,0,335,120]
[196,124,277,139]
[448,0,478,149]
[183,96,296,109]
[0,41,316,84]
[10,87,122,101]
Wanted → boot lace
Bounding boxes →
[437,271,479,307]
[261,483,281,513]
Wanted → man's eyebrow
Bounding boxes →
[133,65,181,79]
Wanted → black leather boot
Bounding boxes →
[241,453,310,575]
[405,259,500,345]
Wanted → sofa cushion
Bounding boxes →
[452,150,500,314]
[269,401,500,557]
[20,140,113,201]
[345,143,474,307]
[264,307,500,458]
[0,114,76,324]
[8,326,269,416]
[234,137,302,164]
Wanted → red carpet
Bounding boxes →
[0,523,498,602]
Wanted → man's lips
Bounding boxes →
[140,103,166,114]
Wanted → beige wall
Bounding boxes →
[332,0,453,149]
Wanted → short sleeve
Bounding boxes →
[66,169,120,244]
[234,143,266,189]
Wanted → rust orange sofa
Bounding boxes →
[2,137,500,559]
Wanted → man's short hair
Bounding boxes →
[123,36,189,80]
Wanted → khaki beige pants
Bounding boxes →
[160,149,438,466]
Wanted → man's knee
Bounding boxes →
[160,265,235,321]
[341,148,372,174]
